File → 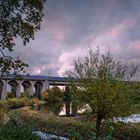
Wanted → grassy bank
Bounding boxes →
[0,98,33,110]
[7,107,140,140]
[9,108,96,139]
[0,97,47,110]
[0,120,40,140]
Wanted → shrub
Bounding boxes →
[48,86,64,102]
[0,98,35,111]
[7,92,16,98]
[67,127,81,140]
[0,120,40,140]
[25,99,34,106]
[7,97,29,109]
[0,101,3,109]
[42,90,49,101]
[0,110,5,125]
[22,90,30,98]
[8,107,140,140]
[9,108,97,140]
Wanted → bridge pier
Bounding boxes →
[0,75,71,100]
[43,80,50,91]
[1,80,7,100]
[29,81,35,97]
[16,81,21,98]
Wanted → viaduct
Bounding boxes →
[0,74,72,100]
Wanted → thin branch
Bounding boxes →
[0,48,12,59]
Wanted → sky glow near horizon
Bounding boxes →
[13,0,140,78]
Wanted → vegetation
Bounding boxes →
[0,97,33,110]
[42,90,49,101]
[8,108,96,139]
[7,91,16,98]
[0,120,40,140]
[21,90,30,98]
[39,102,63,115]
[69,48,138,138]
[8,107,140,140]
[43,86,64,102]
[128,84,140,114]
[0,0,45,74]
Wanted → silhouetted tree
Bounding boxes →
[0,0,45,74]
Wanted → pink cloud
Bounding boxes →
[129,41,140,51]
[44,19,70,42]
[89,17,138,54]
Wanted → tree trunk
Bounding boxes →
[64,86,71,116]
[96,114,103,139]
[65,101,70,116]
[72,102,77,116]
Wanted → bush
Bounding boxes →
[25,99,34,107]
[7,97,29,109]
[42,90,49,101]
[7,92,16,98]
[112,122,140,140]
[48,86,64,102]
[22,91,30,98]
[0,101,3,109]
[0,98,35,111]
[9,107,140,140]
[0,120,40,140]
[0,110,5,125]
[9,108,97,140]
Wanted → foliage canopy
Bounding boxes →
[70,48,138,137]
[0,0,45,74]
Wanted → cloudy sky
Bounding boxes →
[14,0,140,77]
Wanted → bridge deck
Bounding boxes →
[0,74,76,83]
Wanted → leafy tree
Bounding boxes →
[70,48,138,138]
[48,86,63,102]
[0,0,45,74]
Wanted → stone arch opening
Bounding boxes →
[22,81,31,91]
[0,80,4,99]
[34,81,43,99]
[22,81,31,97]
[8,80,18,98]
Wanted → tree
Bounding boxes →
[0,0,45,74]
[49,86,63,102]
[70,48,138,138]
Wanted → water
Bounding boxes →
[38,102,65,115]
[38,103,140,123]
[114,114,140,123]
[38,102,91,116]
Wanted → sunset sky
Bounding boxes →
[14,0,140,77]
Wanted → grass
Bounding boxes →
[0,97,47,110]
[8,107,97,139]
[0,120,40,140]
[1,95,140,139]
[0,97,33,110]
[7,107,140,140]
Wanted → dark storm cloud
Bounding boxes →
[44,0,140,48]
[12,0,140,76]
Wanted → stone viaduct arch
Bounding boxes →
[8,80,18,97]
[0,74,73,100]
[22,81,31,92]
[34,81,43,99]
